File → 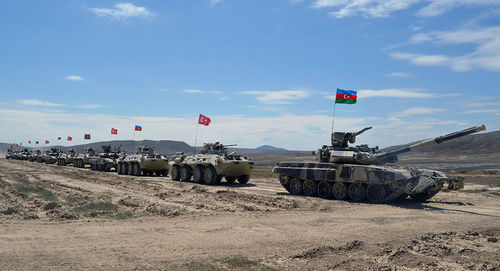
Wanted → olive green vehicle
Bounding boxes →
[43,148,61,164]
[57,149,77,166]
[89,145,122,172]
[169,142,254,185]
[73,148,96,168]
[273,125,486,203]
[117,145,169,176]
[5,148,14,159]
[29,150,42,162]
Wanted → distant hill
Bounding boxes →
[256,145,287,151]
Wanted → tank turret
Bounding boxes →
[316,125,486,165]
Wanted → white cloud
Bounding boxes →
[183,89,205,94]
[242,90,311,104]
[65,75,85,81]
[463,102,500,107]
[385,72,414,78]
[311,0,500,18]
[462,109,500,114]
[391,107,445,117]
[89,3,153,19]
[357,89,435,98]
[391,26,500,72]
[19,99,65,107]
[18,99,101,109]
[210,0,223,5]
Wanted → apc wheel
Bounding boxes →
[171,165,181,181]
[132,163,142,176]
[317,181,332,199]
[237,175,249,184]
[161,169,169,177]
[204,166,217,185]
[367,184,386,203]
[303,180,317,196]
[180,166,192,182]
[332,182,347,200]
[193,166,204,183]
[349,183,366,202]
[155,170,162,177]
[225,176,236,184]
[289,178,304,195]
[116,163,122,174]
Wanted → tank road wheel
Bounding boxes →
[180,166,192,182]
[225,176,236,184]
[332,182,347,200]
[171,165,181,181]
[366,184,386,203]
[279,175,292,192]
[349,183,366,202]
[203,166,217,185]
[289,178,304,195]
[237,175,250,184]
[317,181,332,199]
[161,169,169,177]
[193,166,204,183]
[303,180,317,196]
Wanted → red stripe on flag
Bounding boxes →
[336,94,357,100]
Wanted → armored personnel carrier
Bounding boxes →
[57,149,77,166]
[73,148,96,168]
[273,125,486,203]
[43,148,60,164]
[117,145,169,176]
[89,145,122,172]
[169,142,254,185]
[17,149,32,160]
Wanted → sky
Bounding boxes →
[1,0,499,150]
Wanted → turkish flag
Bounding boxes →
[45,140,49,144]
[198,114,211,126]
[29,141,31,144]
[67,136,72,141]
[111,128,118,135]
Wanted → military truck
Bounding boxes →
[89,145,122,172]
[73,148,96,168]
[57,149,77,166]
[169,142,254,185]
[117,145,169,176]
[273,125,486,203]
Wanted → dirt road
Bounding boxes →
[0,159,499,270]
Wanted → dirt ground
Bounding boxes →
[0,159,499,271]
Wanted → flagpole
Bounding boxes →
[193,123,199,154]
[331,101,337,134]
[132,129,136,153]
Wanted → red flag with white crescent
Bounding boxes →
[198,114,211,126]
[111,128,118,135]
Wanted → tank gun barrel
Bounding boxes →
[375,124,486,163]
[354,126,372,136]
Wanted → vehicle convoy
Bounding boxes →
[73,148,96,168]
[89,145,122,172]
[170,142,254,185]
[117,145,169,176]
[273,125,486,203]
[57,149,77,166]
[43,148,61,164]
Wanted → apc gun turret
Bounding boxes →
[273,125,486,203]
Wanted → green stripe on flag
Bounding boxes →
[335,99,356,104]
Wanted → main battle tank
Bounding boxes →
[117,145,169,176]
[169,142,254,185]
[16,149,31,160]
[89,145,122,172]
[273,125,486,203]
[29,150,42,162]
[73,148,96,168]
[43,148,61,164]
[57,149,77,166]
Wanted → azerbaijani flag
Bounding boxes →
[84,134,91,140]
[335,88,357,104]
[135,125,142,131]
